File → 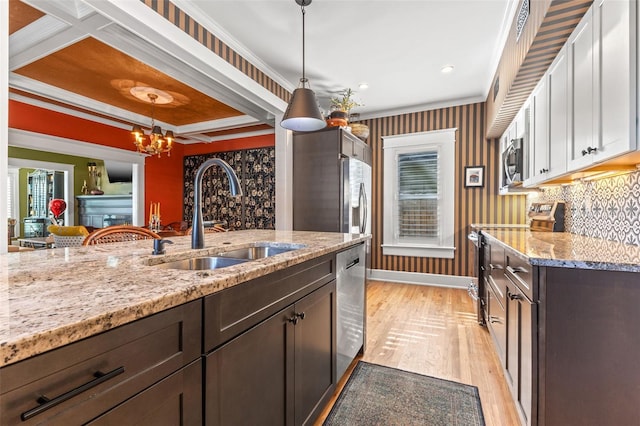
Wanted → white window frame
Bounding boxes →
[7,167,19,237]
[382,128,456,258]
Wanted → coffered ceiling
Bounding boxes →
[8,0,278,145]
[9,0,516,145]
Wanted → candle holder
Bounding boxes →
[149,202,161,232]
[149,214,161,232]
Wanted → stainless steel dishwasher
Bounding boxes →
[336,243,366,380]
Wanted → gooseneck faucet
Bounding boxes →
[191,158,243,249]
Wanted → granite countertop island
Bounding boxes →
[0,230,369,367]
[480,228,640,273]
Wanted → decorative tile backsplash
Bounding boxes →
[535,170,640,246]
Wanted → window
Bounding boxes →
[382,129,456,258]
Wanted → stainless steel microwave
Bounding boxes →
[502,138,526,188]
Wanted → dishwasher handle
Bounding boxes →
[345,257,360,270]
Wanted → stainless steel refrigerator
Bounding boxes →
[293,127,372,380]
[292,127,372,236]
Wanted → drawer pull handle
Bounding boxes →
[489,263,503,271]
[21,366,125,421]
[507,266,527,274]
[489,316,502,324]
[509,293,523,301]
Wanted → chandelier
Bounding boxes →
[131,89,174,157]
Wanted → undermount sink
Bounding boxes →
[216,245,301,260]
[154,243,306,270]
[155,256,248,271]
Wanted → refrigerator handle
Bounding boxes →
[359,182,367,234]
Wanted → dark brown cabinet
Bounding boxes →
[0,300,202,425]
[538,267,640,426]
[87,359,202,425]
[505,271,535,426]
[482,231,640,426]
[485,240,507,365]
[2,247,353,426]
[205,281,336,426]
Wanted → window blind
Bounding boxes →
[397,151,439,238]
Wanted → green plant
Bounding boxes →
[330,88,363,113]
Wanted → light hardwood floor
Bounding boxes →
[315,280,521,426]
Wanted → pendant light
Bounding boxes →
[280,0,326,132]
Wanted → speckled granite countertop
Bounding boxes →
[481,229,640,272]
[0,230,369,367]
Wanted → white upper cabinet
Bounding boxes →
[568,0,637,171]
[525,44,568,188]
[567,7,596,171]
[525,77,549,186]
[596,0,636,158]
[547,43,569,179]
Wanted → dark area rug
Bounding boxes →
[323,361,485,426]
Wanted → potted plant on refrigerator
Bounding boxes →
[328,88,362,127]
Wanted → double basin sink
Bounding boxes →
[155,243,305,270]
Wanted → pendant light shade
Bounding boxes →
[281,84,326,131]
[280,0,326,132]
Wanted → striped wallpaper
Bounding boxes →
[486,0,592,138]
[142,0,537,278]
[141,0,291,103]
[361,103,528,278]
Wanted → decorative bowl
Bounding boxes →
[350,123,370,141]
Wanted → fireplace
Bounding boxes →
[77,195,133,229]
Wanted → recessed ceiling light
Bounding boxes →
[358,82,369,90]
[441,65,455,74]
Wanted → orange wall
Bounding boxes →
[9,100,275,225]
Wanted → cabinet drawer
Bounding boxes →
[204,254,335,352]
[87,359,202,426]
[505,251,534,300]
[0,300,202,425]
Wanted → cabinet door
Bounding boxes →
[294,280,336,426]
[529,78,549,184]
[594,0,636,160]
[567,7,596,171]
[506,280,535,426]
[205,305,294,426]
[487,277,507,367]
[87,360,202,426]
[547,44,568,179]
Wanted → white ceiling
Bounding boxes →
[9,0,518,141]
[177,0,518,119]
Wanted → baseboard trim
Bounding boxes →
[367,269,472,289]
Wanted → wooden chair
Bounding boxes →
[83,225,161,245]
[185,224,228,235]
[162,221,189,233]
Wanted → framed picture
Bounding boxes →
[464,166,485,188]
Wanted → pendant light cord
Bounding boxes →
[301,3,307,85]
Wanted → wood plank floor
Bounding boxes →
[314,280,521,426]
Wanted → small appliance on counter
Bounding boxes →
[528,201,565,232]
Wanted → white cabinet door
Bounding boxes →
[527,78,549,186]
[514,107,526,139]
[567,7,596,171]
[547,44,568,179]
[568,0,636,171]
[594,0,636,160]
